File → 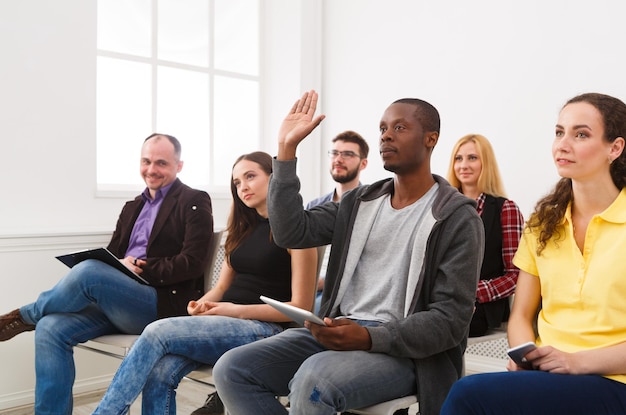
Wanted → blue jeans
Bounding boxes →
[313,290,322,314]
[441,371,626,415]
[213,323,417,415]
[19,259,158,415]
[93,315,284,415]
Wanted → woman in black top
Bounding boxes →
[93,151,318,415]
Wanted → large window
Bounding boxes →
[97,0,260,193]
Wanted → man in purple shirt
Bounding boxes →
[0,133,214,415]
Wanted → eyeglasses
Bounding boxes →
[327,150,361,159]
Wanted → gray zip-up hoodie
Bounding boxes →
[268,159,484,415]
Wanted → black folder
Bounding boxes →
[56,247,149,285]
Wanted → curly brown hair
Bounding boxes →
[528,93,626,255]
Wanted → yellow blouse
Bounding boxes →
[514,188,626,383]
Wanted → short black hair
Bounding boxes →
[392,98,440,134]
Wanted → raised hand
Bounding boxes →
[277,90,326,160]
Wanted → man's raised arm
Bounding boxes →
[276,90,326,160]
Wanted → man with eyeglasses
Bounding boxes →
[306,130,369,209]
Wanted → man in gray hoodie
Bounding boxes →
[214,90,484,415]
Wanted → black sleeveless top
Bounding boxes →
[221,216,292,304]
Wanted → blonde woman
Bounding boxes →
[447,134,524,337]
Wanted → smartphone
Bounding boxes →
[506,341,537,369]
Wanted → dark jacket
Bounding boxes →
[107,178,214,318]
[268,159,484,415]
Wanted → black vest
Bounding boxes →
[476,195,510,329]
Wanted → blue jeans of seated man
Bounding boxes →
[440,371,626,415]
[92,315,285,415]
[19,259,158,415]
[213,322,417,415]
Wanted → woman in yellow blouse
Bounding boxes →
[441,92,626,415]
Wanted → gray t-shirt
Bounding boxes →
[339,183,439,322]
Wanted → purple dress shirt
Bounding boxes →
[124,183,173,260]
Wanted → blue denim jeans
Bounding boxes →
[441,371,626,415]
[213,323,417,415]
[19,259,158,415]
[92,315,285,415]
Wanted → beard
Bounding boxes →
[331,165,359,184]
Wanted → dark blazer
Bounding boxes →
[107,178,214,318]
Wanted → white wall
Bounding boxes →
[317,0,626,218]
[0,0,114,235]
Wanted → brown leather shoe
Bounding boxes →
[0,309,35,341]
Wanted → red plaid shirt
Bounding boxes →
[475,193,524,303]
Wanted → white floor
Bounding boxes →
[0,386,420,415]
[0,380,421,415]
[0,380,215,415]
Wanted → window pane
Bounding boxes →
[214,0,259,75]
[97,0,152,57]
[156,66,211,186]
[97,57,152,187]
[213,76,259,186]
[97,1,261,191]
[158,0,210,67]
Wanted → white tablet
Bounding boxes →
[260,295,327,326]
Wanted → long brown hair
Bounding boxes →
[529,93,626,255]
[223,151,273,261]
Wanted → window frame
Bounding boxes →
[95,0,262,201]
